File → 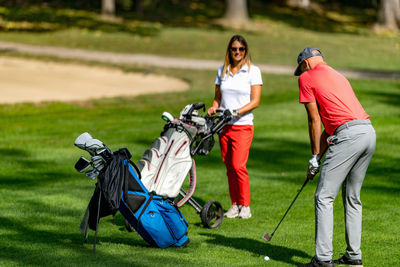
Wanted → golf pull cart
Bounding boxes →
[176,103,232,229]
[74,103,231,231]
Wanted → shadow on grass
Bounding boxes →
[0,212,192,266]
[200,232,311,266]
[195,136,310,182]
[363,86,400,107]
[0,148,72,189]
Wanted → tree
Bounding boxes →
[134,0,143,16]
[223,0,249,28]
[102,0,116,17]
[375,0,400,31]
[287,0,311,10]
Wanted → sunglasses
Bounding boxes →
[230,47,246,52]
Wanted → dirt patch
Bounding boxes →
[0,57,189,104]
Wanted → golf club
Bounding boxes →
[262,177,310,242]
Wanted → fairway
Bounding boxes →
[0,64,399,266]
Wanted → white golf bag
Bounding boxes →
[136,118,198,202]
[136,102,215,206]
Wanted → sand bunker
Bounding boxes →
[0,57,189,104]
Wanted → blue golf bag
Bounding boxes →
[77,147,189,250]
[119,158,190,248]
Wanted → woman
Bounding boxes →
[208,35,262,219]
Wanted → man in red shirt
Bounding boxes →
[295,48,376,267]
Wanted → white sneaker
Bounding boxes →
[238,206,251,219]
[224,205,240,218]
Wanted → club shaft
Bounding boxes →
[270,178,309,237]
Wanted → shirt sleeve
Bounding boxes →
[250,65,263,85]
[215,65,223,85]
[298,74,315,103]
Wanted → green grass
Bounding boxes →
[0,65,399,266]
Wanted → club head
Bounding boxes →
[262,233,272,242]
[84,138,106,156]
[75,156,92,173]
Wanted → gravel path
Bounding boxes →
[1,41,399,81]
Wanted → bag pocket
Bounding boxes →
[125,193,146,214]
[138,202,175,248]
[155,200,188,240]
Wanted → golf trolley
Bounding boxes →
[74,103,231,235]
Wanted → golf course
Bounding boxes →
[0,1,399,266]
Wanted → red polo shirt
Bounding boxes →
[298,62,369,135]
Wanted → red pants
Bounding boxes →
[219,124,254,207]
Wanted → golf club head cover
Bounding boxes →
[74,132,93,150]
[179,103,195,120]
[162,112,174,122]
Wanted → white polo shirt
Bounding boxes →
[215,64,263,125]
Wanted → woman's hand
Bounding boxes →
[207,106,218,116]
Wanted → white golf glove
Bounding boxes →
[308,155,321,177]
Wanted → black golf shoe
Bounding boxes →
[333,255,363,266]
[298,257,335,267]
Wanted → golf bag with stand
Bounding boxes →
[74,103,231,250]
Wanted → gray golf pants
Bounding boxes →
[315,120,376,261]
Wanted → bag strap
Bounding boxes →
[93,183,102,254]
[129,160,142,180]
[123,159,129,202]
[137,192,155,221]
[177,159,197,207]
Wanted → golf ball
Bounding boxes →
[264,256,270,261]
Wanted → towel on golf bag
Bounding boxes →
[136,119,198,199]
[80,148,132,238]
[79,148,189,248]
[119,158,190,248]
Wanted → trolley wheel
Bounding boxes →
[200,200,223,229]
[124,218,135,232]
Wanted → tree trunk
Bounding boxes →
[287,0,311,10]
[224,0,249,27]
[376,0,400,31]
[102,0,116,17]
[135,0,143,16]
